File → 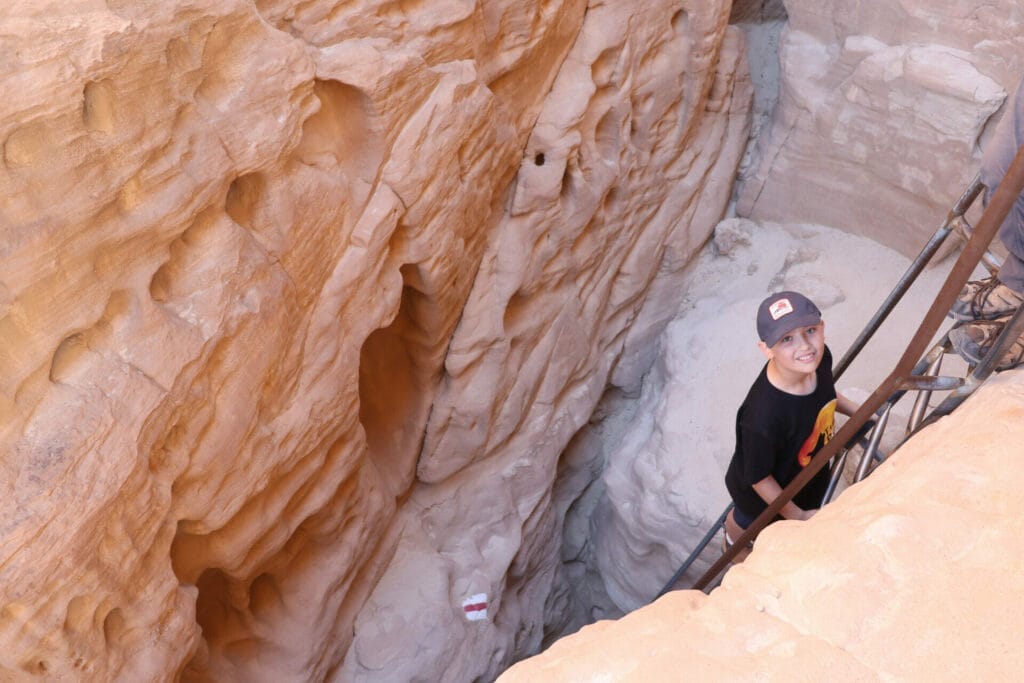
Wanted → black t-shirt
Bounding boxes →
[725,346,837,521]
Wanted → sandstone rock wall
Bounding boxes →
[500,369,1024,681]
[737,0,1024,255]
[0,0,748,680]
[341,1,752,679]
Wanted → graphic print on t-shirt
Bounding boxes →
[796,398,837,467]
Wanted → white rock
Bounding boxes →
[737,2,1023,256]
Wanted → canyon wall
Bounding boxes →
[738,0,1024,255]
[0,0,749,680]
[580,0,1024,624]
[501,368,1024,681]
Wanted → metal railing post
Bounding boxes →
[691,143,1024,591]
[907,352,943,435]
[854,403,891,483]
[833,177,983,380]
[655,504,733,598]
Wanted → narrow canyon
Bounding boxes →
[1,0,1022,681]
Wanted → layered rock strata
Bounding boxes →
[501,369,1024,681]
[0,0,749,680]
[737,0,1024,255]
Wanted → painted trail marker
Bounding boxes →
[462,593,488,621]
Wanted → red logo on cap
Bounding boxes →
[769,298,793,320]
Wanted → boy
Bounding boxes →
[723,291,859,558]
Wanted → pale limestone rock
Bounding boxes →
[501,369,1024,681]
[737,1,1024,256]
[782,273,845,309]
[712,217,755,258]
[0,1,748,681]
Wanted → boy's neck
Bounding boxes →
[766,359,817,396]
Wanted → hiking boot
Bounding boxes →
[949,276,1024,322]
[949,314,1024,370]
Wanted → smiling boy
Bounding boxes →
[723,291,859,556]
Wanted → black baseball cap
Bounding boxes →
[756,291,821,347]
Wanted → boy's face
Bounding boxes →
[760,321,825,374]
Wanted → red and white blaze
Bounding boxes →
[462,593,488,621]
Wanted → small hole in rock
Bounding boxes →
[534,152,545,166]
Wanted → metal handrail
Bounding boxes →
[907,352,944,435]
[687,142,1024,592]
[832,176,984,380]
[822,417,883,505]
[854,403,891,483]
[951,215,1003,275]
[655,183,984,598]
[653,504,732,600]
[656,179,985,598]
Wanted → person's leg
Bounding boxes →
[949,266,1024,322]
[723,508,754,563]
[996,247,1024,294]
[949,312,1024,370]
[950,197,1024,366]
[953,77,1024,321]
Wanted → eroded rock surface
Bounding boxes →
[501,369,1024,681]
[0,0,748,680]
[343,2,752,679]
[737,0,1024,255]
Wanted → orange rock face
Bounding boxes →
[0,0,750,680]
[500,370,1024,681]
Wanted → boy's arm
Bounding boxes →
[836,391,859,417]
[751,475,815,521]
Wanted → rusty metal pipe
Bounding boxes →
[692,143,1024,592]
[833,176,984,380]
[821,446,849,506]
[951,174,986,216]
[907,352,943,435]
[951,216,1003,275]
[895,375,963,392]
[854,403,890,483]
[655,504,733,599]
